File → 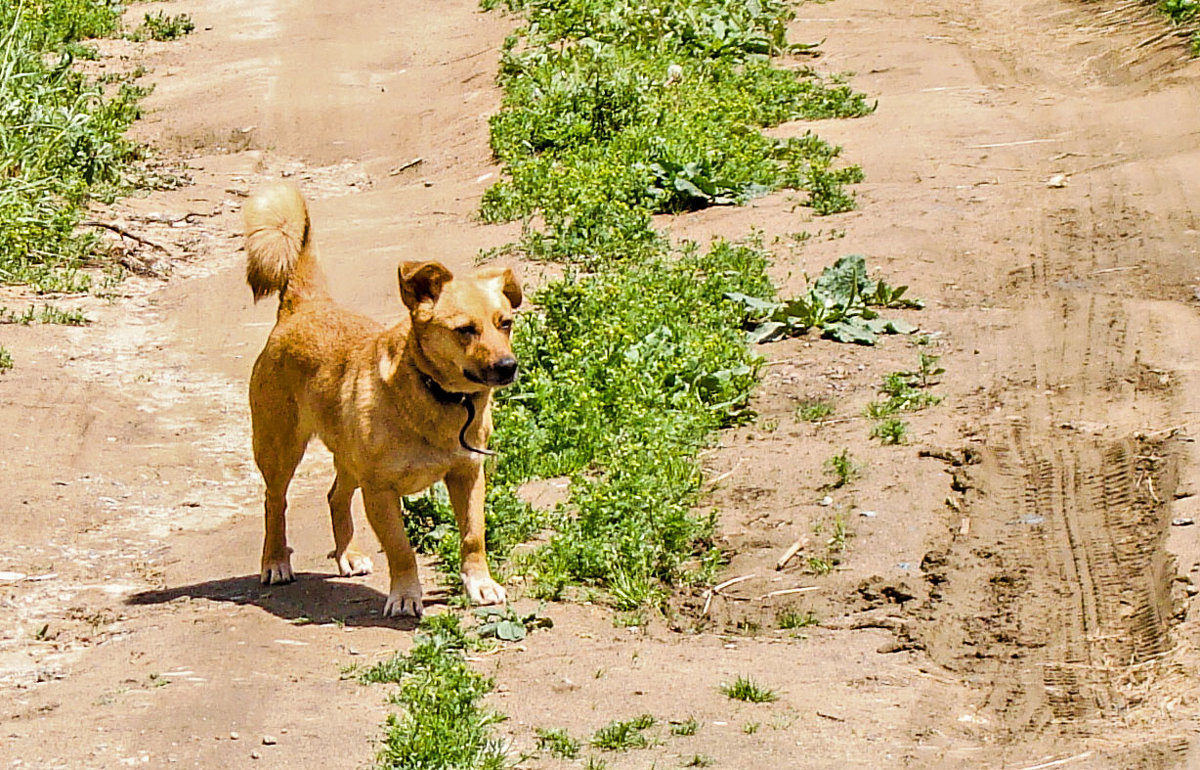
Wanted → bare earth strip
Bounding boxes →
[3,0,1200,768]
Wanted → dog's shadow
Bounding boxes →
[126,573,451,630]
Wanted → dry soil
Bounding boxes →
[3,0,1200,768]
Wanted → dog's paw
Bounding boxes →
[462,573,507,606]
[260,558,295,585]
[382,588,425,619]
[329,548,374,577]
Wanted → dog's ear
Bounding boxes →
[476,266,523,309]
[398,261,453,310]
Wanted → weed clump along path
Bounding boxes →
[0,0,150,292]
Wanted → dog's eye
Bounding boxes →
[497,318,513,333]
[454,324,479,339]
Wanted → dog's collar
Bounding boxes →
[416,370,496,457]
[418,370,469,407]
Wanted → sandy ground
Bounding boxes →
[3,0,1200,768]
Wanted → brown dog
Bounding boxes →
[242,183,520,617]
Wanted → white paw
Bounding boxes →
[383,582,425,618]
[330,549,373,577]
[462,573,507,606]
[261,559,295,585]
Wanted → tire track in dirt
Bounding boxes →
[888,1,1200,763]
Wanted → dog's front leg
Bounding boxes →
[362,487,424,618]
[445,462,507,606]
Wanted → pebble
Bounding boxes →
[250,750,261,760]
[261,736,277,746]
[229,732,239,741]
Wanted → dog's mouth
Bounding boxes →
[465,358,518,388]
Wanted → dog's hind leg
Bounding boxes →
[327,470,373,577]
[253,422,307,585]
[362,487,423,617]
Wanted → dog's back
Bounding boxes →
[243,184,382,447]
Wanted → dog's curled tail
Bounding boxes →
[244,183,328,309]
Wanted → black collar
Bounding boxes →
[416,370,496,457]
[418,370,470,407]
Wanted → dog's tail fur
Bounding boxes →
[244,183,329,312]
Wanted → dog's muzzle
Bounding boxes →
[465,357,519,387]
[487,357,518,386]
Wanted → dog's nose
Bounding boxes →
[490,357,518,385]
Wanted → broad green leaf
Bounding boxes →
[823,320,877,345]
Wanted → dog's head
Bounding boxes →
[399,261,522,393]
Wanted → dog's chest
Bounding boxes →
[373,445,477,496]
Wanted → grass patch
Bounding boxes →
[590,714,656,751]
[1,0,150,291]
[796,398,833,422]
[535,727,581,759]
[870,417,909,446]
[823,448,861,489]
[865,353,942,443]
[1155,1,1200,55]
[670,717,700,736]
[720,675,778,703]
[127,11,194,42]
[1161,0,1199,23]
[358,614,507,770]
[0,305,89,325]
[777,608,818,629]
[480,0,874,268]
[0,346,12,372]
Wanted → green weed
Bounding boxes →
[827,512,851,553]
[536,727,581,759]
[685,755,715,767]
[0,305,89,325]
[360,614,507,770]
[823,449,861,489]
[1161,0,1199,23]
[670,717,700,737]
[128,11,194,42]
[590,714,656,751]
[720,676,778,703]
[490,240,771,605]
[472,606,553,641]
[725,255,922,345]
[0,347,11,373]
[796,399,833,422]
[870,418,909,446]
[806,555,833,575]
[481,0,873,269]
[0,0,147,290]
[777,609,818,629]
[865,354,942,443]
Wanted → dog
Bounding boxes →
[242,183,520,617]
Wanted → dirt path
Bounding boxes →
[4,0,1200,768]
